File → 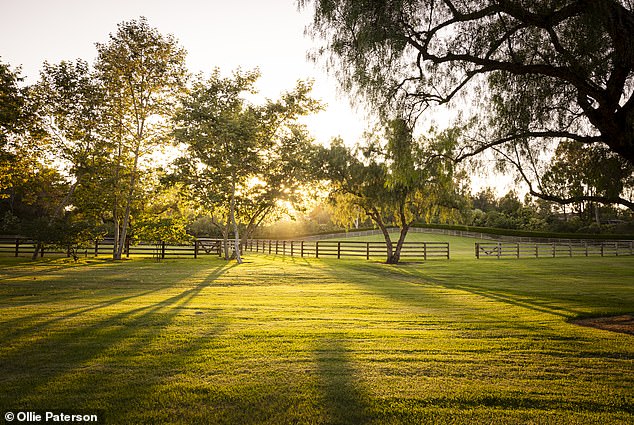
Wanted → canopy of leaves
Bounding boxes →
[173,69,323,245]
[303,0,634,168]
[321,120,462,231]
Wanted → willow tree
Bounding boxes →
[302,0,634,209]
[322,119,461,264]
[95,17,187,259]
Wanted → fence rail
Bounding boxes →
[0,237,449,262]
[244,239,449,261]
[475,241,634,259]
[3,236,632,261]
[0,238,212,260]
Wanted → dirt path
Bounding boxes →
[571,314,634,336]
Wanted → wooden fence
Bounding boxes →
[0,237,449,261]
[475,241,634,259]
[243,239,450,261]
[0,237,219,260]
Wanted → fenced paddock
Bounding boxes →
[476,241,634,259]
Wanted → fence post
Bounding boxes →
[497,242,501,259]
[161,241,166,259]
[366,242,370,260]
[337,241,341,259]
[424,242,427,261]
[447,243,450,259]
[276,240,279,255]
[516,243,520,259]
[535,243,538,258]
[601,242,604,257]
[552,242,556,258]
[268,240,272,254]
[585,242,588,257]
[290,241,294,257]
[15,238,19,257]
[283,240,286,256]
[194,240,199,259]
[301,241,305,258]
[316,241,320,258]
[475,243,479,259]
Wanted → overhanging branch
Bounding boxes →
[454,131,602,162]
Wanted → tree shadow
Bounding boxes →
[1,262,236,412]
[314,336,371,425]
[325,261,588,319]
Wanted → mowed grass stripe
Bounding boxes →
[0,255,632,424]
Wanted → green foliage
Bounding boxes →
[132,216,192,245]
[95,17,188,259]
[542,141,634,208]
[321,119,461,262]
[0,60,26,146]
[173,69,322,261]
[302,0,634,210]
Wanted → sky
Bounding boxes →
[0,0,367,146]
[0,0,515,194]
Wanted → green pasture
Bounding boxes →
[0,238,632,424]
[337,231,477,259]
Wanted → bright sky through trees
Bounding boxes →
[0,0,366,147]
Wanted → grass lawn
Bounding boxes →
[0,248,632,424]
[338,231,479,259]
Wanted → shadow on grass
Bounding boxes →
[315,336,371,425]
[0,259,234,343]
[326,261,587,319]
[0,262,236,412]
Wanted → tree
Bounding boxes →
[237,82,322,244]
[22,60,109,258]
[174,69,262,263]
[541,142,634,219]
[0,59,41,201]
[302,0,634,206]
[174,70,321,263]
[321,119,460,264]
[95,17,187,259]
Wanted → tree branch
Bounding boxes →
[454,131,601,162]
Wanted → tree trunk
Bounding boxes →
[240,206,271,248]
[115,141,141,260]
[112,131,124,260]
[390,224,410,264]
[369,209,397,263]
[230,171,242,264]
[221,223,230,260]
[31,241,43,260]
[112,208,120,259]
